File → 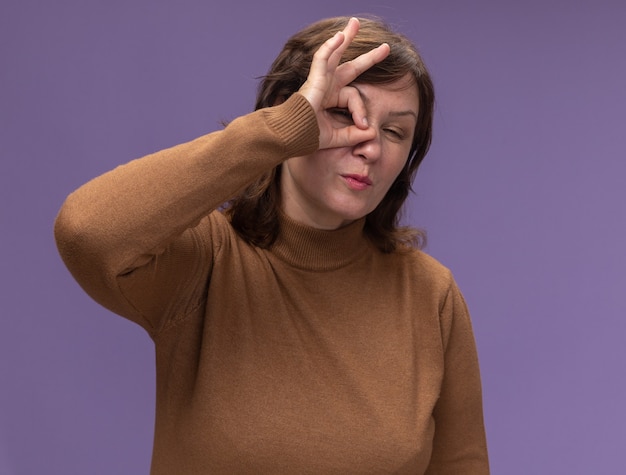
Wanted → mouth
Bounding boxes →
[341,174,373,190]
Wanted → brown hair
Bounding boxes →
[226,16,435,252]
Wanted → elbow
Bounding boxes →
[54,197,134,318]
[55,197,83,261]
[54,195,104,277]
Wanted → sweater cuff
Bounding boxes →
[263,93,319,158]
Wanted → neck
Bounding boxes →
[280,201,357,231]
[270,211,370,271]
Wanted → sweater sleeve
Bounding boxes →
[425,280,490,474]
[54,94,318,334]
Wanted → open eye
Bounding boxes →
[328,108,353,123]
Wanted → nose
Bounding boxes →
[352,129,382,162]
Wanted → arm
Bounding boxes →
[55,17,390,333]
[54,94,318,331]
[426,281,490,474]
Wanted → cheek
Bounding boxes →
[374,153,410,201]
[304,149,342,177]
[385,150,410,182]
[284,152,334,189]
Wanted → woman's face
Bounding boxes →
[281,75,419,230]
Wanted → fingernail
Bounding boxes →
[362,117,368,126]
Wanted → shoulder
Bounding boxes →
[203,210,261,259]
[201,210,237,251]
[388,247,456,294]
[379,246,471,322]
[392,249,474,348]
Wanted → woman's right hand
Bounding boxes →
[297,17,390,151]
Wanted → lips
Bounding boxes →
[343,174,372,185]
[342,174,372,191]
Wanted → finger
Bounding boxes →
[305,18,362,95]
[326,124,377,150]
[342,17,360,43]
[335,43,390,86]
[301,31,347,108]
[315,30,345,61]
[337,86,369,129]
[309,30,345,80]
[313,17,359,67]
[327,17,360,70]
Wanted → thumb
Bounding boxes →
[322,124,377,150]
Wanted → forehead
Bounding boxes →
[353,75,419,115]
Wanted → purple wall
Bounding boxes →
[2,0,625,473]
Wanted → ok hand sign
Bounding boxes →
[298,18,390,151]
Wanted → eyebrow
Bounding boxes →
[352,84,418,120]
[389,110,418,119]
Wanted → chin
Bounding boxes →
[333,208,370,224]
[324,198,374,227]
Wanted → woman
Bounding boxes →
[55,16,489,474]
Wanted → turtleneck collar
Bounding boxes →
[270,212,371,271]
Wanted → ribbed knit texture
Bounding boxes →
[272,211,369,270]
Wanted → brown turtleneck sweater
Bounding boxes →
[55,94,489,474]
